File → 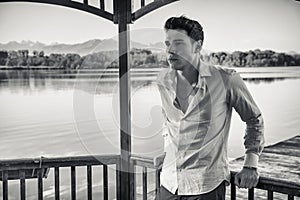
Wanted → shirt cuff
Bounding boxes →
[243,153,259,168]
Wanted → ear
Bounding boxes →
[193,40,202,53]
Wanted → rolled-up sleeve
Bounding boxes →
[227,72,265,168]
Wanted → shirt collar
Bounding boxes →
[193,61,212,89]
[157,60,211,90]
[199,61,212,77]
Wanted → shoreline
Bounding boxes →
[1,65,300,69]
[1,66,300,81]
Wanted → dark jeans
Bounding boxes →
[155,181,226,200]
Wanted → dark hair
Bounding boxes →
[164,16,204,43]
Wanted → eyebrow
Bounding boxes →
[165,39,185,42]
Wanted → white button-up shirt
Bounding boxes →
[155,62,264,195]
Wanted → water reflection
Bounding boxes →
[0,70,159,94]
[1,69,300,93]
[244,77,286,84]
[1,68,300,161]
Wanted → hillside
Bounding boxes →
[0,39,165,56]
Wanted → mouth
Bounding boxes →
[168,58,178,63]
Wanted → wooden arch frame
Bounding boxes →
[0,0,178,23]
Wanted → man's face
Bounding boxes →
[165,29,195,71]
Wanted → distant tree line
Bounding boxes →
[0,48,166,69]
[0,49,299,69]
[202,49,300,67]
[0,50,83,69]
[78,48,167,69]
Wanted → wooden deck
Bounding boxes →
[229,135,300,199]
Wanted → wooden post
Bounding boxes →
[115,0,133,200]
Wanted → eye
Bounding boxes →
[165,41,170,47]
[174,41,184,46]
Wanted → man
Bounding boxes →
[155,16,264,200]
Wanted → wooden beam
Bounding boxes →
[20,170,26,200]
[100,0,104,10]
[132,0,179,21]
[231,175,236,200]
[0,0,114,22]
[0,155,120,170]
[267,190,273,200]
[71,166,76,200]
[87,165,92,200]
[142,167,147,200]
[103,165,108,200]
[2,170,8,200]
[248,188,254,200]
[54,167,60,200]
[37,169,43,200]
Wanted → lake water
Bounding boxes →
[0,66,300,199]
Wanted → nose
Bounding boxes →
[166,43,176,54]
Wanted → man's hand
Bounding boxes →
[234,167,259,189]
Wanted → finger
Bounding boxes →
[234,174,240,187]
[253,176,259,187]
[240,177,247,188]
[249,176,259,188]
[247,179,254,189]
[247,176,257,189]
[244,182,250,189]
[244,176,253,189]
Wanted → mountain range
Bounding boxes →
[1,40,298,57]
[0,39,166,56]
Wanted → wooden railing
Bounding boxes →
[1,155,299,200]
[229,172,300,200]
[131,155,300,200]
[0,155,120,200]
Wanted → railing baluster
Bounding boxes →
[87,165,92,200]
[37,168,43,200]
[2,170,8,200]
[230,176,236,200]
[116,164,121,199]
[116,164,121,200]
[141,0,145,7]
[103,165,108,200]
[142,167,147,200]
[100,0,104,10]
[155,169,161,197]
[267,190,273,200]
[55,167,60,200]
[83,0,88,5]
[71,166,76,200]
[20,170,26,200]
[248,188,254,200]
[288,195,294,200]
[130,165,136,200]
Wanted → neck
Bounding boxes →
[178,57,200,85]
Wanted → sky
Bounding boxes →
[0,0,299,52]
